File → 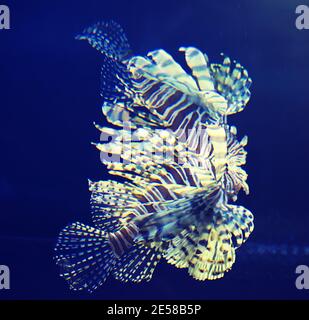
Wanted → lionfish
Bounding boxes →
[54,21,254,292]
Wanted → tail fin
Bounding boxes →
[54,222,162,291]
[54,222,115,292]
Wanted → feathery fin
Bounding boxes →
[76,20,131,61]
[54,222,115,292]
[113,243,162,282]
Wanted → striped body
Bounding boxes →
[206,125,227,182]
[108,224,139,257]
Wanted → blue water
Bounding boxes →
[0,0,308,299]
